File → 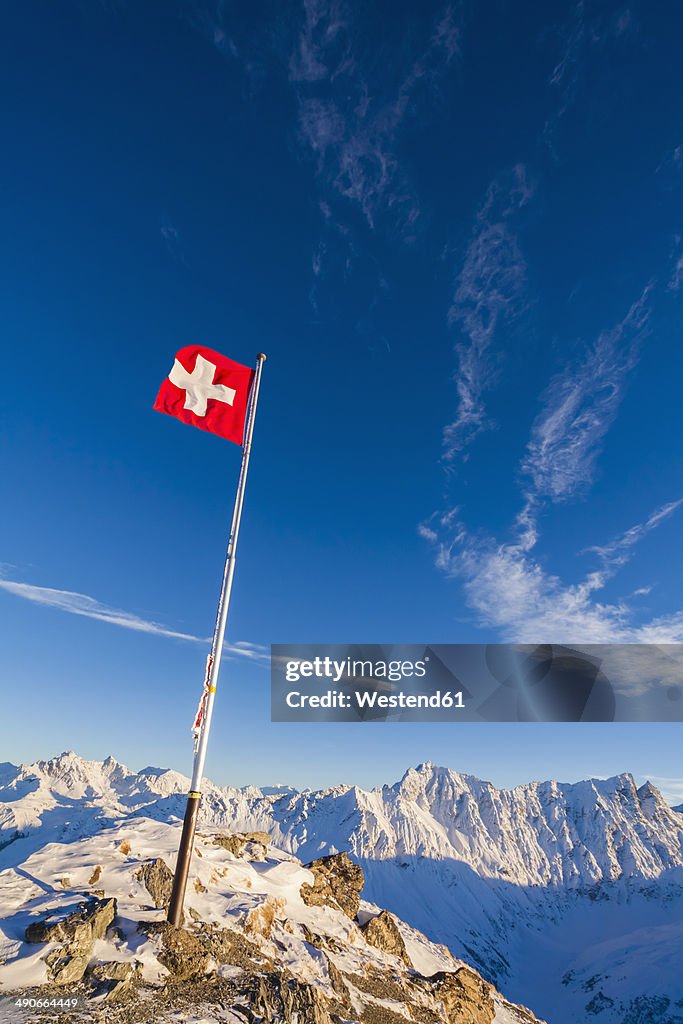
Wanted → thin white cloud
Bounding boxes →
[183,3,240,62]
[586,499,683,568]
[423,496,683,643]
[657,144,683,191]
[292,2,461,234]
[669,253,683,291]
[159,218,187,267]
[521,285,652,503]
[444,165,532,458]
[0,573,268,660]
[289,0,351,83]
[544,2,637,153]
[546,1,592,128]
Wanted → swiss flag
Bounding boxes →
[154,345,255,445]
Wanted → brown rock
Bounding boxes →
[25,897,117,946]
[212,831,271,861]
[361,910,413,967]
[430,967,496,1024]
[301,922,324,948]
[325,955,351,1007]
[44,948,91,986]
[300,852,364,920]
[361,1004,415,1024]
[25,898,117,986]
[87,960,141,1001]
[89,960,139,983]
[241,971,333,1024]
[137,857,174,909]
[142,922,210,981]
[199,923,272,971]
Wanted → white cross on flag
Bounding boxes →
[154,345,255,444]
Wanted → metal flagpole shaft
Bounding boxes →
[167,353,266,927]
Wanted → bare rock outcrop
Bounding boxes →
[212,831,271,861]
[430,967,496,1024]
[137,857,174,909]
[25,897,117,985]
[86,959,141,1001]
[300,852,364,920]
[198,922,272,971]
[140,922,209,980]
[361,910,412,967]
[240,972,334,1024]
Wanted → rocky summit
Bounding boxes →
[300,851,365,920]
[0,816,541,1024]
[1,752,682,1023]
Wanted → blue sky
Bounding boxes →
[1,1,682,803]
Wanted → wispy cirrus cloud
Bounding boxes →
[444,165,532,458]
[289,0,351,83]
[586,498,683,569]
[185,1,461,308]
[521,285,652,503]
[292,1,461,235]
[421,497,683,643]
[670,256,683,292]
[668,237,683,291]
[0,573,268,660]
[426,276,680,644]
[544,1,637,153]
[182,1,268,96]
[159,218,188,267]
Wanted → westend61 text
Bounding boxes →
[285,690,465,710]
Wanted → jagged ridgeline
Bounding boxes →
[1,753,682,1023]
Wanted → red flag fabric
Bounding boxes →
[154,345,255,444]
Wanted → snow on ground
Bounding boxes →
[0,814,545,1023]
[0,815,461,996]
[3,752,682,1023]
[1,817,331,991]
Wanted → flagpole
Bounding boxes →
[167,352,266,927]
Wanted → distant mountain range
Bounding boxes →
[1,753,681,1023]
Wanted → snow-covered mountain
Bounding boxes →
[1,753,682,1023]
[0,816,537,1024]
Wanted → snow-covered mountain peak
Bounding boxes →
[138,766,191,795]
[1,754,682,1024]
[394,761,471,803]
[23,750,132,797]
[637,778,664,803]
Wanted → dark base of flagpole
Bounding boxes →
[167,792,201,927]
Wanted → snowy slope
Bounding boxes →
[1,753,681,1023]
[0,814,540,1024]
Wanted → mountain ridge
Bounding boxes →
[1,752,682,1024]
[2,751,681,888]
